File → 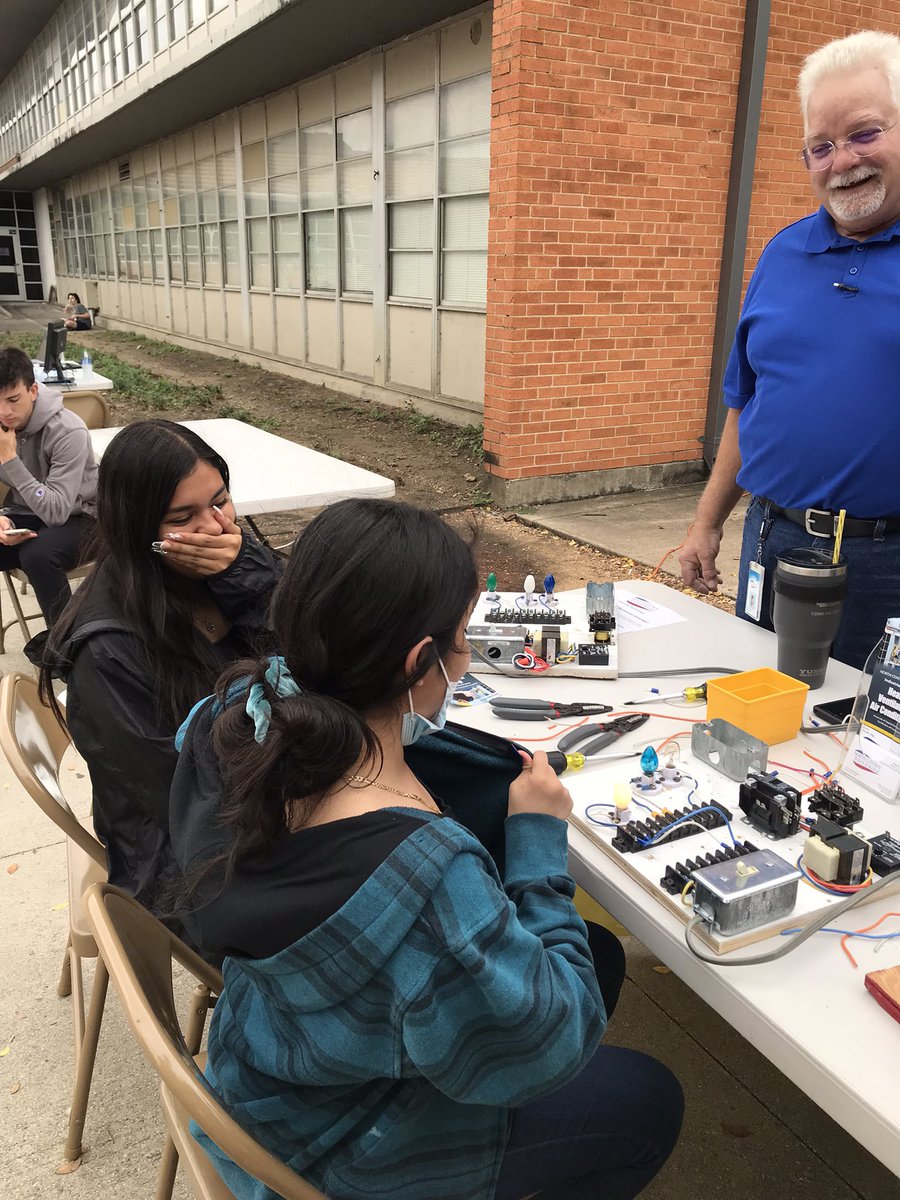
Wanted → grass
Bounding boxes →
[0,329,221,414]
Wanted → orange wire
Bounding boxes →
[840,911,900,969]
[648,522,694,577]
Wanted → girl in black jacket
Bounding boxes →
[39,419,280,916]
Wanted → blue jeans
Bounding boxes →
[736,496,900,670]
[494,925,683,1200]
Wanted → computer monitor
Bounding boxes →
[41,322,69,382]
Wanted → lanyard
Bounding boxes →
[756,500,775,562]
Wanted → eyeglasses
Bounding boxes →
[800,123,895,171]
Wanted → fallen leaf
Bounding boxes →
[464,474,476,482]
[6,863,18,874]
[52,901,68,912]
[9,1082,19,1094]
[0,1046,10,1057]
[55,1159,82,1175]
[651,965,671,975]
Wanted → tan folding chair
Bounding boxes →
[0,389,107,650]
[61,389,110,430]
[85,883,328,1200]
[0,671,107,1165]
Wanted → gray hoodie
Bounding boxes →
[0,383,97,525]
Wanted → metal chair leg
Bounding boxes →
[3,572,33,644]
[64,957,109,1162]
[57,934,73,998]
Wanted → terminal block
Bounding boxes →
[807,781,863,828]
[660,841,759,895]
[611,801,733,855]
[485,607,571,625]
[738,772,801,839]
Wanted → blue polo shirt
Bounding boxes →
[724,206,900,516]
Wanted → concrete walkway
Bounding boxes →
[519,484,749,598]
[1,305,898,1197]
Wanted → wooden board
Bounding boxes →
[565,757,900,955]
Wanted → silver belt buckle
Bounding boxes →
[804,508,836,537]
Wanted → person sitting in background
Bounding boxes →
[170,498,683,1200]
[39,419,281,920]
[62,292,91,331]
[0,346,97,623]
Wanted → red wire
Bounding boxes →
[841,911,900,969]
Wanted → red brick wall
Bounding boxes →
[484,1,900,500]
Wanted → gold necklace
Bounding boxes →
[344,773,441,814]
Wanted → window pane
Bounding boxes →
[341,207,372,293]
[442,251,486,306]
[222,220,239,285]
[443,194,488,250]
[301,165,335,210]
[166,227,182,280]
[250,254,271,290]
[150,227,164,279]
[272,214,301,254]
[247,217,269,254]
[183,225,201,282]
[217,150,236,187]
[390,251,432,301]
[267,131,297,176]
[300,121,332,170]
[390,200,432,250]
[387,92,434,151]
[242,140,265,180]
[202,223,221,285]
[243,178,267,217]
[305,210,335,291]
[275,254,302,291]
[439,134,489,194]
[440,73,491,139]
[386,146,433,201]
[137,229,151,279]
[338,157,371,206]
[269,173,299,214]
[336,110,371,159]
[198,189,218,221]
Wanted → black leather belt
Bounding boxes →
[763,500,900,538]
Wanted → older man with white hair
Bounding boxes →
[679,30,900,669]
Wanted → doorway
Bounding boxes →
[0,229,25,299]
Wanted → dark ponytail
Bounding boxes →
[208,499,477,866]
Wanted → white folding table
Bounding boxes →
[35,366,115,391]
[89,417,395,520]
[452,581,900,1176]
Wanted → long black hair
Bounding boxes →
[40,419,234,726]
[209,498,477,865]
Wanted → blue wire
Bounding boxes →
[780,927,900,941]
[640,804,737,848]
[584,803,621,829]
[681,772,697,802]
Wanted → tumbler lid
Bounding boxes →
[775,547,847,579]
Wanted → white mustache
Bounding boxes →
[827,164,879,189]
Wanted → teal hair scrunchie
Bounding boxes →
[245,655,302,743]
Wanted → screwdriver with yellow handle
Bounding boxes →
[623,683,707,706]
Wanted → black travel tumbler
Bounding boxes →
[771,549,848,690]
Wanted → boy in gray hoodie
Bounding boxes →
[0,346,97,623]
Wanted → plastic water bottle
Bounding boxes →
[81,350,93,381]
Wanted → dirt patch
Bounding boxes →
[83,329,732,612]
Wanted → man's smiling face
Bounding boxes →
[805,65,900,238]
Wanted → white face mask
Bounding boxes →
[401,657,453,746]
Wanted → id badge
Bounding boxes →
[744,561,764,622]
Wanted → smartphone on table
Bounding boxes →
[811,696,857,726]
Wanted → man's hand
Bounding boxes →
[678,525,723,595]
[508,750,573,820]
[0,515,37,547]
[0,424,18,465]
[155,506,243,578]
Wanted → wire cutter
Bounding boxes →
[547,712,650,774]
[489,697,614,722]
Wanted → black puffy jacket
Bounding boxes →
[54,535,280,913]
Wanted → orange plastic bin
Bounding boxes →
[706,668,809,747]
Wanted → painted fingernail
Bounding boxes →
[212,505,222,513]
[165,532,183,540]
[151,542,167,555]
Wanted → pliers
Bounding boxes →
[490,697,614,722]
[547,713,650,774]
